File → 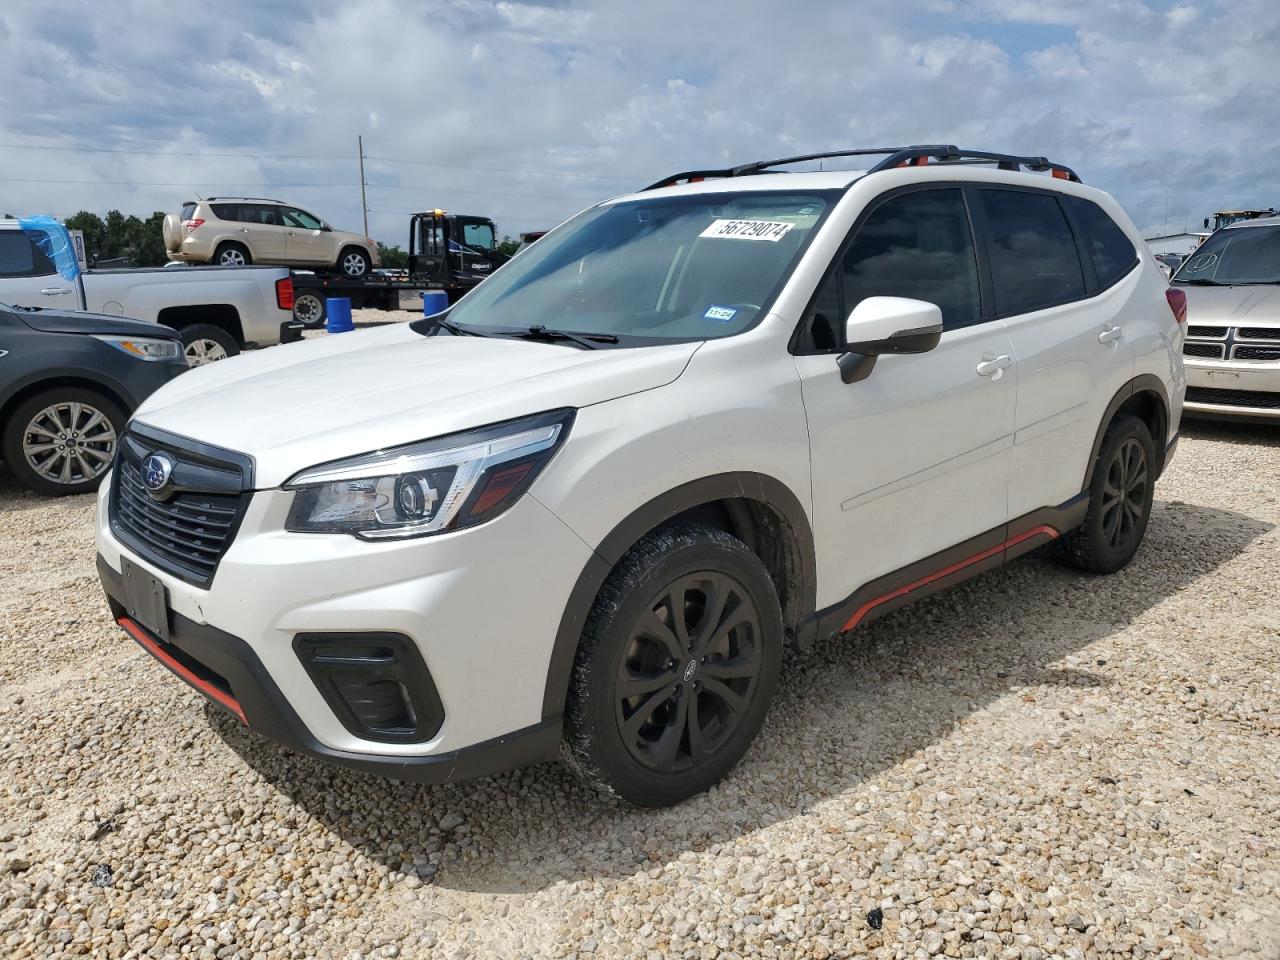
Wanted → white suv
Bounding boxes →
[97,146,1185,806]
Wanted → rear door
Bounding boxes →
[978,188,1137,518]
[0,230,75,309]
[213,203,286,262]
[794,187,1017,606]
[280,206,333,265]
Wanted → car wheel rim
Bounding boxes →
[220,249,245,266]
[1101,437,1148,551]
[185,338,228,366]
[21,401,116,485]
[614,571,762,773]
[343,253,366,276]
[295,295,322,324]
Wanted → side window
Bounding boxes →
[840,188,982,333]
[1062,195,1138,288]
[281,207,323,230]
[246,205,282,226]
[979,189,1086,314]
[210,203,242,222]
[0,233,55,277]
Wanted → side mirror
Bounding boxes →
[838,296,943,384]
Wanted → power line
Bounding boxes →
[365,155,643,183]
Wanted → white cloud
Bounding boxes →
[0,0,1274,243]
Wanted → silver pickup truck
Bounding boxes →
[0,221,296,364]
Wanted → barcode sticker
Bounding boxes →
[699,219,796,242]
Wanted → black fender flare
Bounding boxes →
[539,472,817,719]
[1082,373,1172,489]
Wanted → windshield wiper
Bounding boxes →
[1174,278,1227,286]
[509,325,620,349]
[433,317,488,337]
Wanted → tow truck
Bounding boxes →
[290,210,510,325]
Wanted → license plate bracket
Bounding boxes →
[120,557,170,643]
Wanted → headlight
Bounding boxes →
[92,334,183,361]
[284,409,574,540]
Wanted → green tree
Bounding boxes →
[65,211,108,262]
[62,209,169,266]
[496,234,521,257]
[377,242,408,269]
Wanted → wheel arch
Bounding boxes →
[1,374,130,436]
[338,245,372,270]
[156,304,245,347]
[540,472,817,719]
[1083,374,1172,489]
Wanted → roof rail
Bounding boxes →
[205,196,286,204]
[642,145,1082,191]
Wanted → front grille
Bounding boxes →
[1183,342,1224,359]
[1234,345,1280,361]
[1187,325,1228,338]
[109,428,252,586]
[1237,327,1280,340]
[1185,386,1280,410]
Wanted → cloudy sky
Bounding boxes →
[0,0,1275,246]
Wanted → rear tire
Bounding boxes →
[178,324,240,366]
[214,242,251,267]
[3,387,125,496]
[1058,416,1155,574]
[339,247,371,277]
[293,292,327,327]
[563,524,782,806]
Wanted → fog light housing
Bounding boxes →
[293,633,444,744]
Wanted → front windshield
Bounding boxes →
[1173,225,1280,284]
[442,191,833,342]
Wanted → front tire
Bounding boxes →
[564,524,782,806]
[1058,416,1155,574]
[339,247,371,277]
[3,388,124,495]
[178,324,240,366]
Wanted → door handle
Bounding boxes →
[287,231,296,237]
[976,355,1012,378]
[40,287,72,295]
[1098,325,1122,344]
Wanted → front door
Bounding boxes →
[281,207,333,265]
[793,187,1016,610]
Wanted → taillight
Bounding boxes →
[276,277,295,311]
[182,218,205,233]
[1166,288,1187,325]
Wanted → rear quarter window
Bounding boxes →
[1062,196,1138,288]
[181,202,198,221]
[979,189,1086,315]
[210,203,241,222]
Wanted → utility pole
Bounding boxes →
[358,135,369,237]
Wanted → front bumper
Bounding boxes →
[95,473,594,781]
[1184,358,1280,419]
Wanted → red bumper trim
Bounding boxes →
[841,525,1059,632]
[117,616,248,725]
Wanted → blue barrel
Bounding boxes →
[325,297,354,333]
[421,290,449,317]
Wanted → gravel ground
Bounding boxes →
[1,335,1278,958]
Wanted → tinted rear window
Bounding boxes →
[181,202,198,221]
[210,203,241,222]
[0,232,55,277]
[980,189,1086,315]
[1063,196,1137,288]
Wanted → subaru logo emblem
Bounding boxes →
[141,453,174,494]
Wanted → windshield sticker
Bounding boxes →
[699,219,796,242]
[703,305,738,323]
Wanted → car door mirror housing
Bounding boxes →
[838,297,944,384]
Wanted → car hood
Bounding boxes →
[10,306,181,339]
[133,323,700,488]
[1179,283,1280,327]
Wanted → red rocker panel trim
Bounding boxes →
[841,525,1059,632]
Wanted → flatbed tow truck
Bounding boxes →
[290,210,510,325]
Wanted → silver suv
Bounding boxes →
[1175,216,1280,421]
[162,198,381,276]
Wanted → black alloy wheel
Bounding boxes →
[615,571,764,774]
[564,524,782,806]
